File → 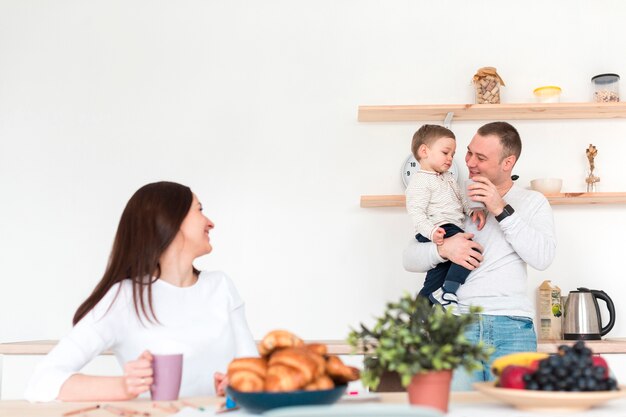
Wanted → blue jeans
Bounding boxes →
[451,314,537,391]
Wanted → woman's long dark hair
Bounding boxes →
[73,181,198,325]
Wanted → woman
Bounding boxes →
[25,181,258,401]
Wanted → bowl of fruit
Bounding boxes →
[474,341,625,412]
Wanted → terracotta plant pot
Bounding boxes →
[373,370,405,392]
[406,370,453,413]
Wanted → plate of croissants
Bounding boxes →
[226,330,361,414]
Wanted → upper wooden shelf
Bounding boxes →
[358,102,626,122]
[361,192,626,208]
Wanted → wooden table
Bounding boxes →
[3,391,626,417]
[0,392,488,417]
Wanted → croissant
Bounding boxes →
[325,355,360,383]
[227,330,361,393]
[229,370,265,392]
[265,364,307,392]
[304,375,335,391]
[305,343,328,356]
[268,348,318,383]
[305,350,326,378]
[227,357,268,378]
[259,330,305,356]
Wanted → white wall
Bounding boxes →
[2,0,626,359]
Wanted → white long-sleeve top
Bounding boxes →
[405,170,473,240]
[403,184,556,318]
[24,271,258,402]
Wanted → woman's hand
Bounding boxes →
[214,372,228,397]
[123,350,153,399]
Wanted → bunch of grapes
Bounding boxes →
[523,341,618,391]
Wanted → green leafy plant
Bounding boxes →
[347,292,493,389]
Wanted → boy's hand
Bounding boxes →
[432,227,446,245]
[471,210,487,231]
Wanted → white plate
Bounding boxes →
[473,381,626,412]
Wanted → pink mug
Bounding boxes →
[150,353,183,401]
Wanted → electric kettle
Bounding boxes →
[562,287,615,340]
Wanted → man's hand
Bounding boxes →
[437,232,483,270]
[432,227,446,245]
[468,175,507,216]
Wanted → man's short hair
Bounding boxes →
[411,124,455,161]
[477,121,522,162]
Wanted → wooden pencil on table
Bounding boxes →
[102,404,150,416]
[181,400,205,411]
[152,402,178,413]
[62,404,100,416]
[102,404,126,416]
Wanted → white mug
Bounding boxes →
[464,179,485,209]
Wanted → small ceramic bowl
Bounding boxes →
[533,86,562,103]
[530,178,563,194]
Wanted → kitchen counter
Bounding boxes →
[3,339,626,355]
[1,391,626,417]
[537,338,626,354]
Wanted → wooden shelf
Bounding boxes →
[358,102,626,122]
[0,339,354,356]
[6,339,626,356]
[360,192,626,208]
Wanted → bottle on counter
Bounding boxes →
[538,280,562,340]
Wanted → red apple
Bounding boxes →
[499,365,532,389]
[592,355,609,379]
[528,359,542,372]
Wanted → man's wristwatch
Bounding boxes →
[495,204,515,222]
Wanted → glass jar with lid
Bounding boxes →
[591,73,620,102]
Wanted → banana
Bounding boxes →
[491,352,550,376]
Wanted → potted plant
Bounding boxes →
[347,293,492,412]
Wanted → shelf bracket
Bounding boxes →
[443,112,454,128]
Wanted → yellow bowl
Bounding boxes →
[533,86,562,103]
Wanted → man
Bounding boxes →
[402,121,556,390]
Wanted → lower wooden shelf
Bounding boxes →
[0,339,354,356]
[361,192,626,208]
[4,338,626,356]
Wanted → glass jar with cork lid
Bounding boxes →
[472,67,505,104]
[591,73,620,102]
